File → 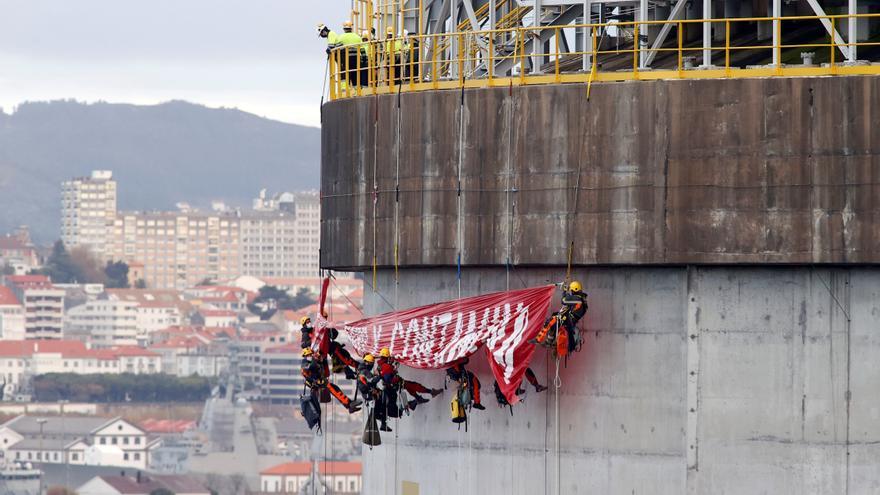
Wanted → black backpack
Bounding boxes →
[301,392,322,433]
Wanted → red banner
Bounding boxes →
[320,285,556,405]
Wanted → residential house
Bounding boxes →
[3,275,65,340]
[77,473,210,495]
[260,461,362,494]
[0,415,160,470]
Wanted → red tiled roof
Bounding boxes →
[261,461,362,476]
[5,275,49,284]
[199,309,236,317]
[319,461,362,475]
[265,343,301,354]
[0,236,28,250]
[139,418,196,434]
[0,287,20,306]
[108,346,159,357]
[261,461,311,476]
[0,340,91,358]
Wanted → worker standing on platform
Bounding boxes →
[317,23,340,55]
[446,357,485,410]
[383,27,405,83]
[299,316,314,349]
[377,348,443,409]
[301,348,362,413]
[338,21,364,87]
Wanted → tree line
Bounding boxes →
[33,373,214,403]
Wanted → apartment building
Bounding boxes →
[108,211,240,290]
[61,170,117,259]
[0,415,160,470]
[0,287,25,341]
[4,275,65,340]
[292,192,320,277]
[0,340,163,394]
[64,299,139,348]
[240,191,320,279]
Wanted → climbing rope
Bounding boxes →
[456,85,465,300]
[372,94,380,293]
[554,357,561,495]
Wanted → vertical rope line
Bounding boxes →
[393,81,402,495]
[555,357,561,495]
[505,82,514,293]
[372,95,380,294]
[457,85,465,301]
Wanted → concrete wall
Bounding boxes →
[321,76,880,270]
[360,266,879,495]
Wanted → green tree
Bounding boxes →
[1,263,14,275]
[104,261,130,288]
[41,241,80,283]
[134,279,147,289]
[290,287,316,310]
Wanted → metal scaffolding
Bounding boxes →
[329,0,880,99]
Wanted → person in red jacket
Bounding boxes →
[376,348,442,409]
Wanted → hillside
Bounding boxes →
[0,100,320,242]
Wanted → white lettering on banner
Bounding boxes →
[328,284,556,404]
[492,304,529,383]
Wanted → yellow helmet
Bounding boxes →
[361,30,371,39]
[569,281,583,292]
[386,26,394,36]
[316,23,329,36]
[379,348,391,358]
[302,348,313,357]
[300,316,311,326]
[342,20,353,29]
[363,354,375,363]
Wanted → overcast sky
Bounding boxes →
[0,0,351,127]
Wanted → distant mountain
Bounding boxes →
[0,100,320,243]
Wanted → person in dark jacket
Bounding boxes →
[301,348,361,413]
[446,357,484,410]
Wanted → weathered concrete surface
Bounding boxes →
[321,76,880,270]
[360,266,880,495]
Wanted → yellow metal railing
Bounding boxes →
[328,13,880,100]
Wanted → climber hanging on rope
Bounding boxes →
[301,348,362,414]
[357,353,393,432]
[446,357,485,410]
[327,328,358,379]
[299,316,314,349]
[377,348,443,411]
[530,280,588,357]
[493,367,547,410]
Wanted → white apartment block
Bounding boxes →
[292,192,320,277]
[0,341,162,395]
[108,211,240,290]
[0,415,159,470]
[175,353,229,378]
[64,300,139,348]
[240,191,320,278]
[61,170,117,259]
[4,276,65,340]
[0,287,25,341]
[135,305,182,345]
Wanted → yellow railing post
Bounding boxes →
[554,27,560,83]
[458,33,464,88]
[725,20,730,77]
[329,51,337,100]
[519,30,525,84]
[633,23,639,78]
[488,32,495,85]
[677,21,683,76]
[432,36,439,90]
[830,17,837,73]
[775,15,782,75]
